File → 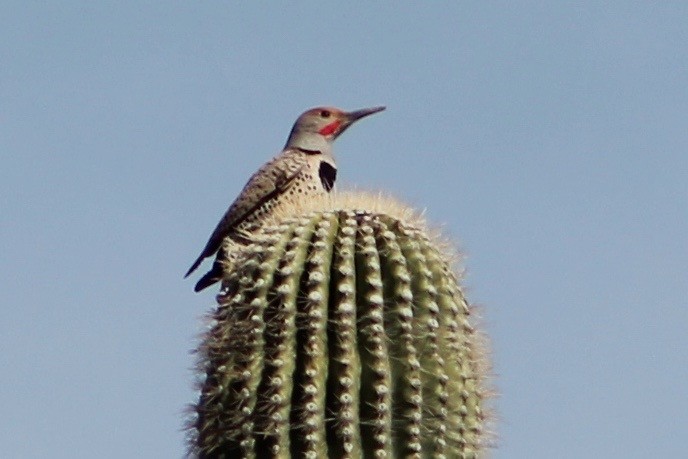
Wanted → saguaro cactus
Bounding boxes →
[189,194,490,458]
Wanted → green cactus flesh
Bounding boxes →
[191,209,487,458]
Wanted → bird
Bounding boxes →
[185,105,386,292]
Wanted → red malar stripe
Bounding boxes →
[318,120,341,136]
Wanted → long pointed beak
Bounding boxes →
[346,105,386,123]
[335,106,385,139]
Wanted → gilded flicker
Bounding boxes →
[185,105,386,292]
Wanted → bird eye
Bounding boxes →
[320,110,331,118]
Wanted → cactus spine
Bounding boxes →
[190,195,490,458]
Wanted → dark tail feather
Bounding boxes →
[194,261,223,292]
[185,256,203,278]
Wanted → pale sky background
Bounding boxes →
[2,3,686,458]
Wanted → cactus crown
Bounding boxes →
[188,192,492,458]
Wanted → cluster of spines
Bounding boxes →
[191,209,487,458]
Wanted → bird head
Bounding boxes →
[285,105,385,151]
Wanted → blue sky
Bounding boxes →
[2,3,686,457]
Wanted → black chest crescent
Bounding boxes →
[318,162,337,192]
